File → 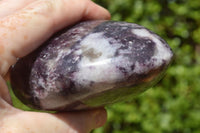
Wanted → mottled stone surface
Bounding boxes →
[11,20,173,111]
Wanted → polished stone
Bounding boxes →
[11,20,173,111]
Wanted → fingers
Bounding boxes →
[0,0,110,76]
[0,0,35,18]
[0,108,107,133]
[55,108,107,133]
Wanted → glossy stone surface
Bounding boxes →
[11,20,173,111]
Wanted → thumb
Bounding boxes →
[54,108,107,133]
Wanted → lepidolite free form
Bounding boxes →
[11,20,173,111]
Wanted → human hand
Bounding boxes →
[0,0,110,132]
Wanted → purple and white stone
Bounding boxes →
[11,20,173,111]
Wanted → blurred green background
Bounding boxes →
[91,0,200,133]
[8,0,200,133]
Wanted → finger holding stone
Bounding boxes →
[0,0,110,76]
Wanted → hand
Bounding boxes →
[0,0,110,132]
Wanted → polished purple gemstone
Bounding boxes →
[11,20,173,111]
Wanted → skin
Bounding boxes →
[0,0,110,132]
